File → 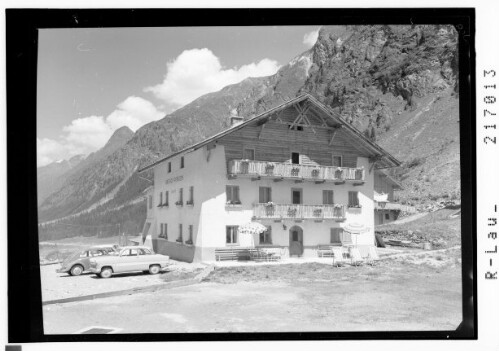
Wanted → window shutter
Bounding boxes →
[268,187,272,202]
[235,186,240,202]
[259,187,264,203]
[323,191,327,205]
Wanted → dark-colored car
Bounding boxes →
[56,245,118,276]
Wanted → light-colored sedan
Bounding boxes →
[89,246,170,278]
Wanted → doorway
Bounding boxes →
[289,226,304,256]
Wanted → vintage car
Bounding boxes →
[56,245,119,276]
[89,246,170,278]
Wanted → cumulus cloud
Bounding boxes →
[145,48,280,107]
[62,115,113,155]
[37,96,164,167]
[303,28,320,47]
[107,96,164,131]
[37,138,68,167]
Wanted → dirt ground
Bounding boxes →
[40,261,206,301]
[42,249,462,334]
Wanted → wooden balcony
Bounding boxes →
[228,159,365,184]
[253,203,346,221]
[374,202,417,213]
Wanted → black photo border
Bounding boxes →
[6,7,476,343]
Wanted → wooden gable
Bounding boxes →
[218,101,369,168]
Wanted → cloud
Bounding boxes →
[145,48,280,107]
[107,96,164,131]
[303,29,320,47]
[37,138,68,167]
[37,96,164,167]
[62,115,113,155]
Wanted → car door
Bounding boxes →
[137,248,154,269]
[115,248,139,272]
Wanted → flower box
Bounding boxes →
[287,208,298,217]
[185,240,193,245]
[313,208,323,217]
[311,169,320,177]
[175,201,183,206]
[334,168,343,179]
[186,200,194,206]
[176,238,183,243]
[265,163,275,175]
[291,168,300,176]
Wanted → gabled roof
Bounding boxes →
[375,169,404,190]
[139,94,400,172]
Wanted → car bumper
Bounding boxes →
[56,267,68,273]
[89,267,101,273]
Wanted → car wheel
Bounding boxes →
[99,267,113,278]
[149,265,161,275]
[70,264,84,276]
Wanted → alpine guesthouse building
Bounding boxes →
[139,94,400,262]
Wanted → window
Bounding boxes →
[148,195,152,209]
[168,162,171,173]
[164,191,169,206]
[330,228,351,245]
[176,188,183,205]
[330,228,343,244]
[385,213,390,220]
[226,226,238,245]
[159,223,168,239]
[138,248,152,255]
[348,191,360,207]
[158,192,163,207]
[187,186,194,205]
[259,187,272,203]
[180,156,184,169]
[323,190,334,205]
[187,225,193,244]
[177,224,183,242]
[226,185,240,204]
[292,188,302,204]
[291,125,303,131]
[121,249,139,256]
[243,148,255,160]
[291,152,300,164]
[332,155,343,167]
[259,226,272,245]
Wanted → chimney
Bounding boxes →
[229,109,244,126]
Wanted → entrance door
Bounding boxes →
[289,226,304,256]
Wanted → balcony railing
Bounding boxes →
[374,202,417,213]
[253,203,346,220]
[228,159,365,183]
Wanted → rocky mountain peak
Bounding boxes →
[106,126,134,148]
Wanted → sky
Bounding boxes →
[37,26,321,167]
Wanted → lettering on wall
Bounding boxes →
[165,175,184,185]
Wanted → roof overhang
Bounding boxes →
[139,94,401,172]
